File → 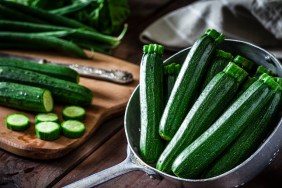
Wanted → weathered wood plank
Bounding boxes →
[0,117,124,188]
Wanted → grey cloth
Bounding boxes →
[139,0,282,59]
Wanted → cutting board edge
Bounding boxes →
[0,103,127,160]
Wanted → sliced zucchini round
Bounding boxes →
[62,106,86,121]
[6,113,30,131]
[61,120,86,138]
[35,122,60,141]
[35,113,59,123]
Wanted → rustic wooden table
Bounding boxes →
[0,0,281,188]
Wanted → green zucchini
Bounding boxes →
[6,113,30,131]
[139,44,165,163]
[203,87,282,178]
[35,121,61,141]
[233,55,254,73]
[0,82,53,112]
[171,74,279,178]
[275,77,282,86]
[156,62,248,173]
[164,63,181,103]
[0,58,79,83]
[0,66,93,106]
[159,29,224,141]
[234,76,257,99]
[61,120,86,138]
[201,49,233,89]
[254,65,276,78]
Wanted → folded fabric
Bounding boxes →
[140,0,282,59]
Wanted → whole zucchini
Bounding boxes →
[171,74,279,178]
[203,86,282,178]
[254,65,276,78]
[156,62,248,173]
[233,55,254,73]
[201,49,233,89]
[0,82,53,112]
[0,58,79,83]
[139,44,164,163]
[164,63,181,103]
[276,77,282,86]
[159,29,224,141]
[0,66,93,106]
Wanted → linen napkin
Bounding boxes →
[140,0,282,59]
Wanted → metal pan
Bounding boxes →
[64,39,282,188]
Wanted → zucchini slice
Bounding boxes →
[6,113,30,131]
[35,113,59,123]
[61,120,85,138]
[62,106,86,121]
[35,122,61,141]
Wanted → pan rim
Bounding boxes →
[124,39,282,183]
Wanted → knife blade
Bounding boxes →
[0,52,134,84]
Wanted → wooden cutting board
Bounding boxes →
[0,50,140,160]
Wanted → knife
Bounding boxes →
[0,52,134,84]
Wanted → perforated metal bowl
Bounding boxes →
[65,39,282,188]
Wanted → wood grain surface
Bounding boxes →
[0,50,139,160]
[1,0,282,187]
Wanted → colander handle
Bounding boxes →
[63,146,160,188]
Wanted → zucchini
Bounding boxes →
[139,44,165,163]
[171,74,279,178]
[159,29,224,141]
[6,113,30,131]
[276,77,282,86]
[0,66,93,106]
[235,65,276,100]
[233,55,254,73]
[0,81,53,112]
[164,63,181,103]
[35,121,61,141]
[61,120,86,138]
[254,65,276,78]
[201,49,233,89]
[203,87,282,178]
[62,105,86,121]
[0,58,79,83]
[234,76,257,99]
[35,113,59,123]
[156,62,248,173]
